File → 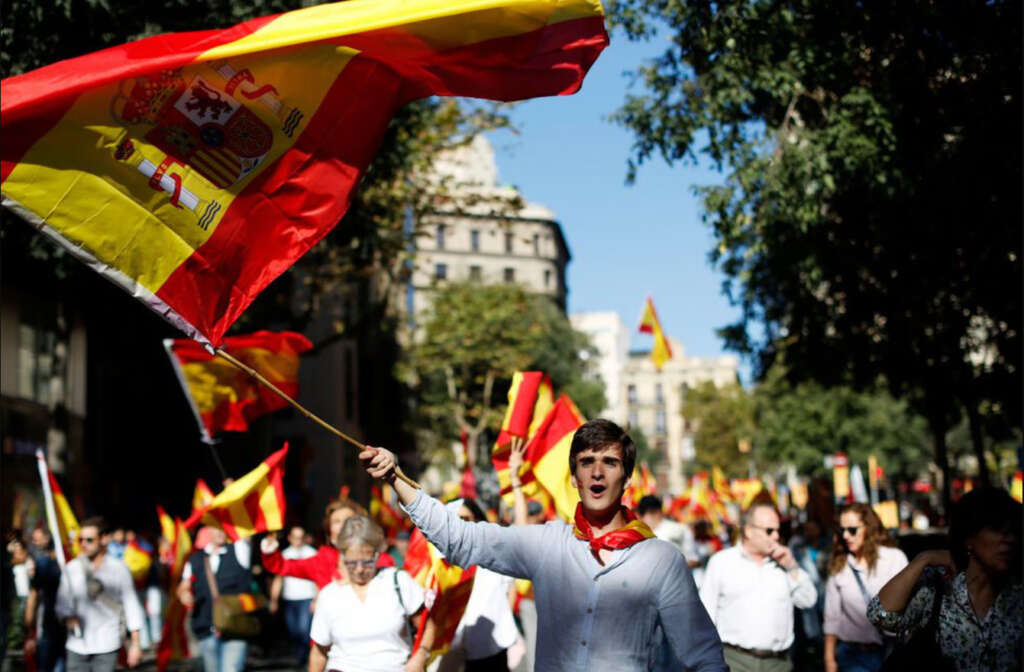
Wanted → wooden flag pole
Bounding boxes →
[214,348,420,489]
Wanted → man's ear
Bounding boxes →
[570,471,579,490]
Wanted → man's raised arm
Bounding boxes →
[360,446,542,578]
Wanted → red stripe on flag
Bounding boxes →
[244,489,266,532]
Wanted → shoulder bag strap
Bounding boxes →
[391,569,413,646]
[850,563,872,604]
[202,555,220,600]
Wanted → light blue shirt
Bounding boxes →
[403,491,727,672]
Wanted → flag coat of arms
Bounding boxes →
[1,0,608,347]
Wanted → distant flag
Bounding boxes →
[624,464,657,508]
[184,444,288,540]
[638,297,672,370]
[833,453,851,501]
[164,331,312,442]
[157,517,193,671]
[191,479,215,519]
[123,540,154,584]
[491,372,555,509]
[369,484,409,541]
[524,395,587,521]
[36,450,79,566]
[1011,472,1022,503]
[156,506,176,545]
[404,529,476,664]
[711,466,734,502]
[1,0,609,348]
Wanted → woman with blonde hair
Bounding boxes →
[823,503,907,672]
[309,515,432,672]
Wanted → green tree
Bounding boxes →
[406,282,605,464]
[611,0,1021,506]
[684,381,755,477]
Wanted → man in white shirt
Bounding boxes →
[699,502,817,672]
[637,495,698,564]
[56,517,144,672]
[269,525,318,667]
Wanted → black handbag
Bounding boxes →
[880,581,954,672]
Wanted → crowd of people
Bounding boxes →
[4,418,1021,672]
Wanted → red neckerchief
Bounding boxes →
[572,503,656,558]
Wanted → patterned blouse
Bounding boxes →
[867,569,1023,672]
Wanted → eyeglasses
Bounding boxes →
[750,525,780,536]
[342,554,378,570]
[841,526,862,536]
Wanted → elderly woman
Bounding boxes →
[309,516,431,672]
[868,488,1022,671]
[823,503,907,672]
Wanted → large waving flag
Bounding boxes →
[165,331,312,441]
[524,395,586,521]
[184,444,288,540]
[491,372,555,507]
[157,517,193,671]
[404,529,477,664]
[1,0,609,347]
[638,297,672,371]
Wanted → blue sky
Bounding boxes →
[486,31,749,377]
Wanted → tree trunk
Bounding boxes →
[929,413,953,520]
[963,398,992,487]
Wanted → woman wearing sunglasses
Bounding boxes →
[309,515,431,672]
[823,503,907,672]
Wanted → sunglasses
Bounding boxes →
[750,525,780,536]
[80,537,98,543]
[841,526,862,536]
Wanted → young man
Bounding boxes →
[268,525,317,667]
[699,502,817,672]
[362,419,727,672]
[55,517,144,672]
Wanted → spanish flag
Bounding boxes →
[1,0,608,347]
[525,395,586,521]
[638,297,672,371]
[192,479,215,518]
[711,465,734,503]
[36,451,81,564]
[165,331,312,441]
[404,529,477,664]
[369,484,409,540]
[184,444,288,540]
[156,506,176,545]
[157,518,193,671]
[492,372,555,507]
[124,540,154,584]
[624,463,657,508]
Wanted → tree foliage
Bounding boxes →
[407,282,606,463]
[610,1,1021,501]
[684,381,755,477]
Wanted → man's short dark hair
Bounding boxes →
[569,419,636,476]
[80,516,111,536]
[636,495,663,516]
[740,501,779,538]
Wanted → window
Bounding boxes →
[436,225,445,250]
[627,384,637,404]
[655,409,667,435]
[470,229,480,252]
[469,265,482,282]
[533,233,540,256]
[503,267,515,283]
[505,232,514,253]
[655,383,664,404]
[435,263,448,280]
[18,323,57,405]
[628,410,639,428]
[544,269,552,287]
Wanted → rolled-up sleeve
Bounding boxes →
[119,563,146,633]
[823,575,841,636]
[658,555,728,672]
[402,490,544,578]
[789,567,818,609]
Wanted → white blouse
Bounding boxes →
[310,568,424,672]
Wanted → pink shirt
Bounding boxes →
[824,545,908,644]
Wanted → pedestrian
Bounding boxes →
[308,515,432,672]
[361,418,728,672]
[261,496,391,589]
[55,517,145,672]
[178,526,252,672]
[690,520,721,588]
[869,487,1022,671]
[823,504,907,672]
[637,495,699,565]
[268,525,317,667]
[789,519,829,668]
[437,498,519,672]
[699,501,818,672]
[24,529,66,672]
[8,533,33,650]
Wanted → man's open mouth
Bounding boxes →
[589,484,607,496]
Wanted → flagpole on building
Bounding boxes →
[214,348,420,489]
[35,449,67,570]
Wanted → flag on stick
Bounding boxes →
[524,395,586,521]
[157,518,193,671]
[638,297,672,370]
[184,444,288,540]
[191,479,216,519]
[165,331,312,441]
[1,0,609,347]
[36,450,79,566]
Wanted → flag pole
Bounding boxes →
[35,450,67,570]
[214,348,420,489]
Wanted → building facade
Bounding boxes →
[571,311,740,493]
[407,136,570,329]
